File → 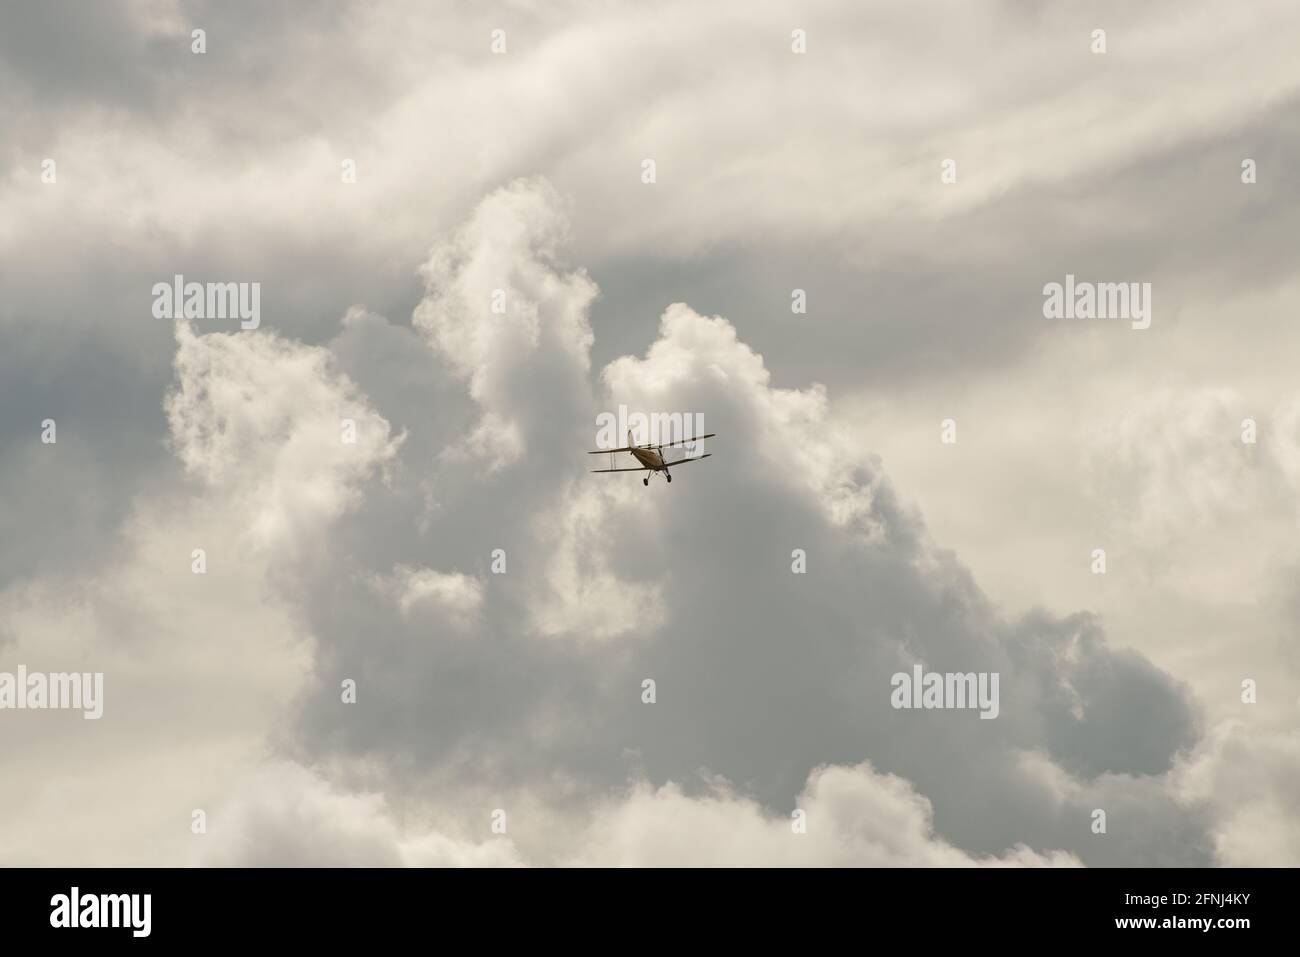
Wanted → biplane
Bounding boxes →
[589,430,715,486]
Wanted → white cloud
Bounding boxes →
[166,322,404,555]
[9,2,1299,263]
[1084,387,1265,541]
[198,759,1080,867]
[372,564,484,623]
[568,761,1080,867]
[0,320,402,864]
[414,177,597,469]
[200,762,522,867]
[1267,393,1300,496]
[529,482,665,641]
[602,303,892,539]
[441,412,525,474]
[1175,722,1300,867]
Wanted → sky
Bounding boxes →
[1,0,1298,867]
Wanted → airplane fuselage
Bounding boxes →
[631,447,666,470]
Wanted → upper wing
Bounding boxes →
[588,433,717,453]
[656,433,715,449]
[662,453,712,466]
[590,465,651,473]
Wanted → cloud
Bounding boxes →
[1175,722,1300,867]
[371,564,484,623]
[603,303,895,539]
[569,761,1080,867]
[199,761,522,867]
[3,1,1298,869]
[200,758,1080,868]
[1085,388,1264,541]
[528,482,665,641]
[0,176,1225,868]
[413,177,597,470]
[284,179,1211,868]
[166,322,405,555]
[1267,393,1300,498]
[0,318,402,865]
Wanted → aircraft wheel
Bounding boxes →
[643,477,649,486]
[667,474,672,483]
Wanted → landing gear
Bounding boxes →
[666,472,672,483]
[643,476,649,486]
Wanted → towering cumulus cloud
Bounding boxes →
[235,178,1215,867]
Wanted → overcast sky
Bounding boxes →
[2,0,1298,867]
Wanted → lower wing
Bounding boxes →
[662,453,711,467]
[590,454,711,473]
